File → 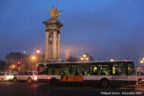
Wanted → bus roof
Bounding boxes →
[38,61,134,65]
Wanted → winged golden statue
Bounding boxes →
[49,6,61,19]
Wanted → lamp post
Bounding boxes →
[28,48,41,71]
[36,48,42,64]
[29,55,38,71]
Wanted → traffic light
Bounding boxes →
[17,61,20,65]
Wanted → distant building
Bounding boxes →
[5,52,44,71]
[5,52,29,71]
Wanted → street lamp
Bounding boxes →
[36,48,40,54]
[80,53,89,61]
[29,55,38,71]
[110,58,114,62]
[140,58,144,64]
[83,54,86,58]
[80,57,84,61]
[86,57,89,61]
[31,55,37,61]
[10,64,16,70]
[140,60,144,64]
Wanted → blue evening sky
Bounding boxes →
[0,0,144,65]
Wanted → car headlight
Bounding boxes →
[6,75,14,80]
[33,76,37,81]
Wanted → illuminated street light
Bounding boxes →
[36,48,41,54]
[31,55,36,61]
[140,60,143,64]
[139,57,144,69]
[140,58,144,64]
[80,53,89,61]
[80,57,84,61]
[86,57,89,61]
[10,64,16,69]
[83,54,86,58]
[110,58,114,62]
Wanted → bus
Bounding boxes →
[37,61,136,87]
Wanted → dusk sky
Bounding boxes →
[0,0,144,65]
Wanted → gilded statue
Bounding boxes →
[49,6,61,19]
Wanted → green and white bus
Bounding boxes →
[37,61,136,87]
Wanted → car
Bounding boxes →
[137,71,144,84]
[0,72,14,81]
[13,71,38,83]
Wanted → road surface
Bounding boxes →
[0,82,143,96]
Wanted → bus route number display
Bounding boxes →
[61,75,84,82]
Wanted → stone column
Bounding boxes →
[53,31,57,59]
[57,33,60,61]
[43,18,63,62]
[45,32,49,61]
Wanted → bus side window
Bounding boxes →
[92,66,98,75]
[60,65,70,75]
[78,66,84,75]
[85,65,92,75]
[69,66,73,75]
[47,65,53,75]
[128,63,135,75]
[113,64,126,75]
[100,69,106,75]
[54,65,60,75]
[98,65,110,75]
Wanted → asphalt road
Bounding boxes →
[0,82,143,96]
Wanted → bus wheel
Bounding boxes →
[50,78,57,86]
[100,79,110,88]
[138,79,143,84]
